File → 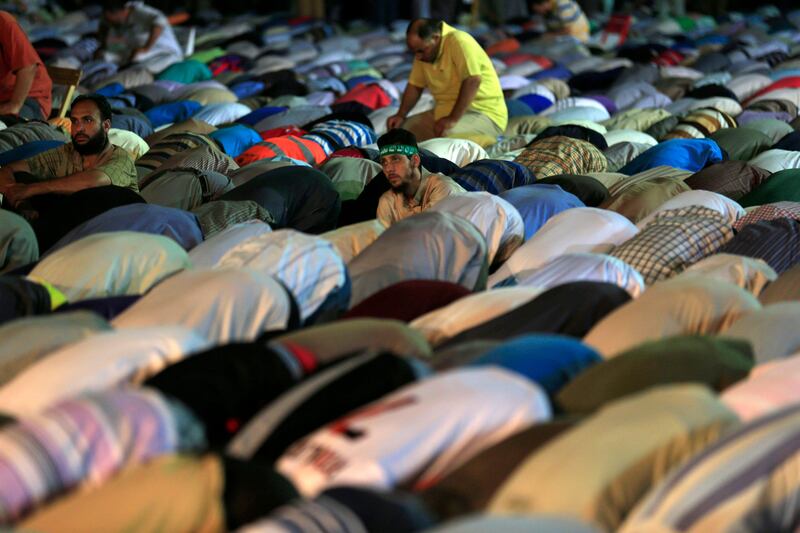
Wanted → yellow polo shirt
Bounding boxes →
[408,23,507,131]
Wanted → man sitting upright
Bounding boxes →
[376,128,465,227]
[0,94,137,208]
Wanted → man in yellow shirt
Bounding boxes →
[386,19,507,147]
[376,128,465,227]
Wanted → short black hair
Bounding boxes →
[70,94,113,123]
[101,0,127,12]
[530,0,551,5]
[377,128,419,151]
[407,19,443,40]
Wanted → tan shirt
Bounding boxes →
[376,169,466,227]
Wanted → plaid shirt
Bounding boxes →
[514,136,608,179]
[610,206,734,285]
[733,202,800,231]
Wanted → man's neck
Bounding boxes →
[77,142,110,169]
[403,168,423,199]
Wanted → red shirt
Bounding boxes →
[0,11,52,118]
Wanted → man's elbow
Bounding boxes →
[93,173,113,188]
[465,75,482,88]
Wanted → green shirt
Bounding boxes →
[27,142,139,192]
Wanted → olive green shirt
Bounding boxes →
[26,142,139,192]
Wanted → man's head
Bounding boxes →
[378,128,422,195]
[69,94,112,156]
[406,19,444,63]
[530,0,555,15]
[102,0,130,24]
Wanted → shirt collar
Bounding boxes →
[434,22,456,64]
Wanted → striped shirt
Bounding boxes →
[621,403,800,532]
[235,135,328,167]
[306,120,377,153]
[214,229,348,321]
[719,217,800,274]
[135,132,219,181]
[0,388,202,524]
[191,200,274,238]
[449,160,536,195]
[663,107,737,140]
[547,0,590,41]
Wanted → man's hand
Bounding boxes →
[0,183,32,208]
[386,114,405,130]
[434,116,457,137]
[129,47,147,62]
[0,101,21,116]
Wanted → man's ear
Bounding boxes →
[411,153,421,169]
[102,118,112,133]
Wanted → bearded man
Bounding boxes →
[376,128,465,227]
[0,94,138,209]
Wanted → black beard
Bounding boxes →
[72,130,109,155]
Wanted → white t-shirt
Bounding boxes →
[277,367,551,497]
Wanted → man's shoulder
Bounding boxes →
[378,186,400,200]
[108,143,136,162]
[40,141,72,159]
[444,27,480,50]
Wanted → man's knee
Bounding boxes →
[402,113,436,142]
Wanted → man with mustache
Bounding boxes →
[0,94,137,209]
[376,128,465,227]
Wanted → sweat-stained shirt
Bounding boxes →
[408,22,507,131]
[376,167,466,227]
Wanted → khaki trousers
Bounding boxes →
[402,110,503,147]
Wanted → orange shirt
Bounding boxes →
[0,11,52,118]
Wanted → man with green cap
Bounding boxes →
[376,128,465,227]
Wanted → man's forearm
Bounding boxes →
[142,25,164,51]
[396,84,423,119]
[448,75,482,121]
[8,64,37,112]
[25,171,111,196]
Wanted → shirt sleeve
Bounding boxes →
[0,13,43,73]
[447,32,485,81]
[407,60,427,89]
[376,193,394,227]
[26,144,68,180]
[132,3,168,28]
[427,175,465,207]
[95,146,138,190]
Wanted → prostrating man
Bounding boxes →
[529,0,590,42]
[386,19,507,146]
[376,128,465,227]
[0,11,52,119]
[97,0,184,73]
[0,94,138,208]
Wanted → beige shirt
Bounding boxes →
[376,169,465,227]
